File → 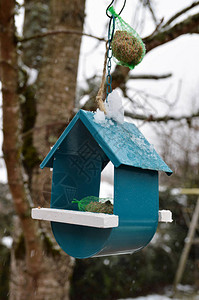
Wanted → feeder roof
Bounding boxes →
[40,109,172,175]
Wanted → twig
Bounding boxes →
[144,18,164,39]
[163,1,199,28]
[144,0,159,26]
[131,87,169,103]
[144,12,199,51]
[165,80,182,112]
[124,110,199,123]
[19,30,106,43]
[129,73,172,80]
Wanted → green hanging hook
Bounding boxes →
[106,0,127,18]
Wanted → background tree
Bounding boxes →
[1,0,85,299]
[0,0,199,299]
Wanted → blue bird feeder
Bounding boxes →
[32,109,172,259]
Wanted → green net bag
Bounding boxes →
[108,6,146,70]
[72,196,99,211]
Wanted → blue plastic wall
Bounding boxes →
[50,119,159,258]
[95,165,159,257]
[51,120,112,258]
[50,119,109,210]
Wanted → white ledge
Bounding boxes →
[159,210,173,223]
[32,208,119,228]
[32,208,172,228]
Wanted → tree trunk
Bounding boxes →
[22,0,50,69]
[31,1,86,298]
[1,0,85,299]
[33,0,85,157]
[0,0,44,298]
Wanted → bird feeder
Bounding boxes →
[32,109,172,259]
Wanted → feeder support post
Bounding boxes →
[174,193,199,293]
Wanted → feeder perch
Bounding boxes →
[32,208,119,228]
[32,109,172,259]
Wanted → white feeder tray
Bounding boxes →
[32,208,119,228]
[32,208,172,228]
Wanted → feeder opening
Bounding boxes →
[98,161,114,214]
[100,161,114,199]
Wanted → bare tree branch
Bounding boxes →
[19,5,199,125]
[110,11,199,91]
[19,29,106,43]
[125,110,199,123]
[163,1,199,28]
[18,9,199,65]
[129,73,172,80]
[144,12,199,51]
[143,0,158,26]
[144,18,164,39]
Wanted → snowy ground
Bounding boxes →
[119,297,171,300]
[119,293,199,300]
[118,285,199,300]
[119,296,199,300]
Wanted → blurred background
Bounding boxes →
[0,0,199,299]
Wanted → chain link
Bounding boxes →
[106,16,115,102]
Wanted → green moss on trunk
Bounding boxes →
[0,244,10,300]
[20,84,41,180]
[15,234,26,260]
[42,233,61,257]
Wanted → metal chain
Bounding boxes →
[106,15,115,102]
[105,1,126,102]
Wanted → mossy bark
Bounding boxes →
[30,2,86,298]
[22,0,50,69]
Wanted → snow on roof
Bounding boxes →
[40,109,172,175]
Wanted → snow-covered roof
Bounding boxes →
[40,109,172,175]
